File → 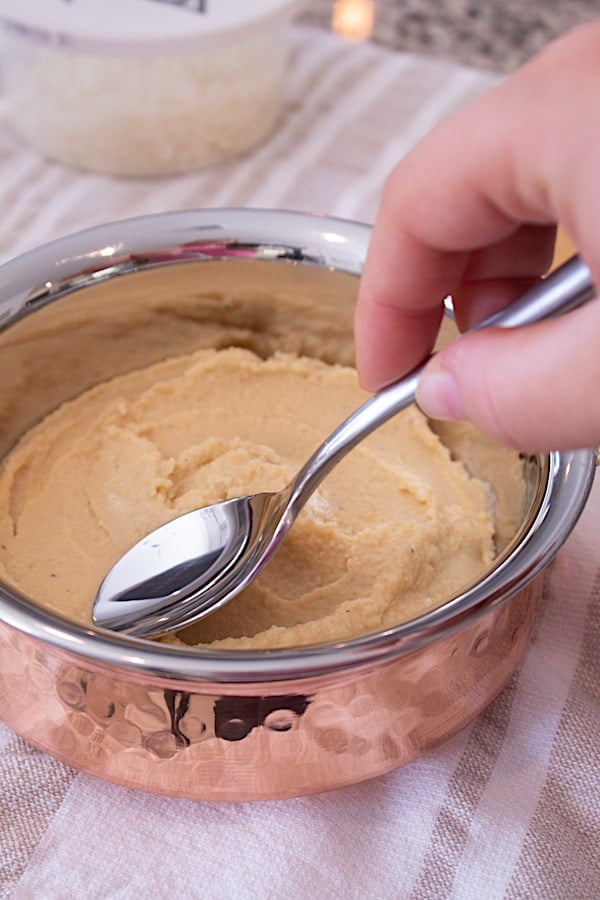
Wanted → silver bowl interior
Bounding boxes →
[0,209,595,682]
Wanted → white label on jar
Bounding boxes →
[0,0,299,54]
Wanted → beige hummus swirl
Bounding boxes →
[0,348,496,649]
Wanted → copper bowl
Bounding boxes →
[0,209,594,801]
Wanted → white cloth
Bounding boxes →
[1,26,599,900]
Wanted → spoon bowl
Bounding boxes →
[95,491,290,635]
[93,255,596,637]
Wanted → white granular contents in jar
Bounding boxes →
[6,31,285,176]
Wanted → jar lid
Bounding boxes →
[0,0,300,55]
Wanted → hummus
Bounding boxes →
[0,346,499,649]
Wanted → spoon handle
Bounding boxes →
[286,254,596,517]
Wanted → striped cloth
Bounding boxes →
[1,25,599,899]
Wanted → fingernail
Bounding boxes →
[416,369,466,421]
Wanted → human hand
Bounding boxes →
[354,23,600,451]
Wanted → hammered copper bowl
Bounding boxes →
[0,209,594,801]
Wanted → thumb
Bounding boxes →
[416,301,600,452]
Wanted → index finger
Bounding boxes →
[354,22,600,390]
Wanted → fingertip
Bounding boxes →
[353,304,386,392]
[416,366,467,421]
[354,348,399,394]
[355,361,383,395]
[355,295,446,394]
[353,298,401,393]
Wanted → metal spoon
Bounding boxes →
[93,255,595,637]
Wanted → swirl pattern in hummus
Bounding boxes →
[0,348,497,649]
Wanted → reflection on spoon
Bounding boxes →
[93,255,595,638]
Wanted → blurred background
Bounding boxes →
[301,0,599,71]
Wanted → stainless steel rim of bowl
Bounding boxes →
[0,208,595,683]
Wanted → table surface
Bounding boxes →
[301,0,600,71]
[1,13,600,900]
